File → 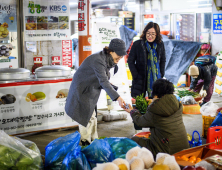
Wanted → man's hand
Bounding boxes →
[117,96,126,108]
[200,90,207,97]
[122,104,133,113]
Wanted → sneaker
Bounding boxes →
[81,140,90,146]
[200,101,206,107]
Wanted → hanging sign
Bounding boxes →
[62,40,72,67]
[23,0,70,41]
[213,14,222,34]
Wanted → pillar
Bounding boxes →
[78,0,92,66]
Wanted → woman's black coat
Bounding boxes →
[128,39,166,98]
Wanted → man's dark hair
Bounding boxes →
[152,79,174,98]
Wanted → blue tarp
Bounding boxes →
[162,37,202,85]
[119,25,137,50]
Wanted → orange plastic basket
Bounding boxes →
[183,104,201,114]
[134,132,151,138]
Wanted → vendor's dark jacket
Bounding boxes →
[65,51,119,127]
[127,39,166,98]
[190,64,218,91]
[131,94,189,155]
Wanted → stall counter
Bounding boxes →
[0,77,78,135]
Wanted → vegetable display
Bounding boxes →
[177,89,199,98]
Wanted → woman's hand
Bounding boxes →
[117,96,126,108]
[122,104,133,113]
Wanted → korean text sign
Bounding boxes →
[213,14,222,34]
[23,0,70,41]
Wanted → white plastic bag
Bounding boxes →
[181,96,197,105]
[0,130,43,170]
[200,101,219,116]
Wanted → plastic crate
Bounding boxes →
[202,115,216,138]
[183,104,201,114]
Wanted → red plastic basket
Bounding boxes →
[207,126,222,150]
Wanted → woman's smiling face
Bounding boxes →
[146,27,156,42]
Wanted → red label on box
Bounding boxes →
[34,57,43,64]
[62,40,72,67]
[144,14,154,19]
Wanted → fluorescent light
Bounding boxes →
[69,2,77,5]
[190,3,212,6]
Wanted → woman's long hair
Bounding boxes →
[140,22,162,43]
[103,46,114,54]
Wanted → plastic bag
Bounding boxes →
[13,137,43,169]
[61,145,91,170]
[0,130,43,170]
[82,139,114,168]
[104,137,140,159]
[181,96,197,105]
[210,112,222,127]
[200,101,219,116]
[45,131,81,169]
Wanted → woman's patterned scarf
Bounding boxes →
[146,41,161,97]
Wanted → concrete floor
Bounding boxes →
[17,94,222,156]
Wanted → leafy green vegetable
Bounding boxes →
[177,89,199,98]
[135,94,148,114]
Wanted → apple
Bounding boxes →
[196,167,207,170]
[183,166,196,170]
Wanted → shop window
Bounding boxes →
[196,13,211,43]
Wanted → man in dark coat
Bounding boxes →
[123,79,189,157]
[65,38,127,145]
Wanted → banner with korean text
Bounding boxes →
[23,0,70,41]
[0,79,77,135]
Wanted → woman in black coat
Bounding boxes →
[128,22,166,99]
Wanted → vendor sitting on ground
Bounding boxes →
[123,79,189,157]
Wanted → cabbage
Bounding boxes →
[16,155,33,167]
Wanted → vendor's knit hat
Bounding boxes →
[189,65,199,76]
[109,38,127,56]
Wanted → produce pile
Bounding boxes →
[0,45,12,57]
[0,131,43,170]
[177,89,199,98]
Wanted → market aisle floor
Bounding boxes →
[18,94,222,156]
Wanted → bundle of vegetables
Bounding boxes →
[135,94,148,113]
[177,89,199,98]
[0,130,43,170]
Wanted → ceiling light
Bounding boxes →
[190,3,212,6]
[69,2,77,5]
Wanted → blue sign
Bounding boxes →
[62,5,67,11]
[213,14,222,34]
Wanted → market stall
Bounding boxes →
[0,66,77,135]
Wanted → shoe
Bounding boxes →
[81,140,90,146]
[200,102,206,107]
